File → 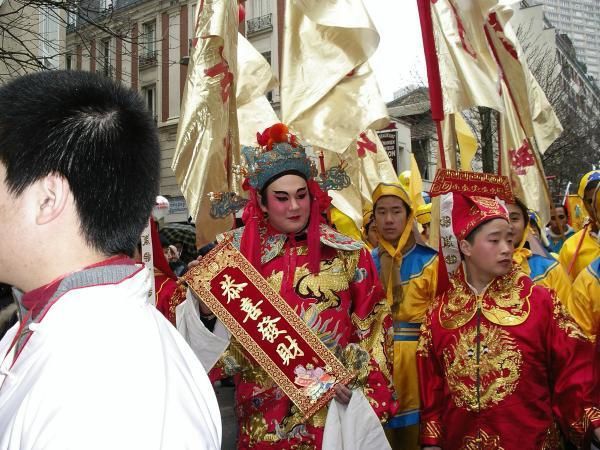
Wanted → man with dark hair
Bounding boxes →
[417,171,599,449]
[0,71,220,449]
[361,209,379,250]
[507,198,571,306]
[559,171,600,280]
[568,185,600,342]
[547,205,575,253]
[370,182,437,449]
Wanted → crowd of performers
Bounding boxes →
[171,121,599,448]
[0,72,598,450]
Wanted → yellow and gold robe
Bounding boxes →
[568,257,600,341]
[372,243,437,448]
[513,249,572,306]
[559,228,600,281]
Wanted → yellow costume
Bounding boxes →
[371,183,438,449]
[513,227,572,306]
[560,171,600,280]
[567,185,600,339]
[415,203,431,226]
[559,228,600,280]
[568,257,600,340]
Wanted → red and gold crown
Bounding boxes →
[430,169,512,277]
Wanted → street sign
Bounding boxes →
[377,129,398,174]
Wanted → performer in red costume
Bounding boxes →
[150,220,186,325]
[417,171,600,450]
[180,123,398,449]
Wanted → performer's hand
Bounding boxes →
[333,384,352,404]
[198,299,212,317]
[187,255,202,269]
[423,447,441,450]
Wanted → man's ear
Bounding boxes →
[459,239,472,258]
[35,173,70,225]
[258,192,268,214]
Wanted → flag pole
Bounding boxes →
[417,0,446,169]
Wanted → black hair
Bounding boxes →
[511,198,529,226]
[364,217,374,233]
[159,233,170,248]
[0,71,160,257]
[259,169,307,207]
[585,179,600,194]
[464,221,486,245]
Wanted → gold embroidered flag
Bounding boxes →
[498,83,553,224]
[483,4,562,154]
[281,0,387,153]
[184,241,354,419]
[324,130,398,231]
[237,33,279,146]
[172,0,240,248]
[484,4,561,224]
[431,0,504,114]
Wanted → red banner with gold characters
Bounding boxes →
[184,240,354,420]
[430,169,513,202]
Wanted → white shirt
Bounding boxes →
[0,267,221,450]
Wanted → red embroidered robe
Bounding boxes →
[155,271,186,325]
[417,265,599,449]
[210,224,398,449]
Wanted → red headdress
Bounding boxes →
[429,169,513,294]
[239,123,337,274]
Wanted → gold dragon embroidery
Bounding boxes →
[443,324,522,411]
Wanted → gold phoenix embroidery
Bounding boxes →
[440,267,531,329]
[351,300,393,383]
[443,324,522,411]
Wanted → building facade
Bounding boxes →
[512,1,600,137]
[532,0,600,84]
[0,1,66,80]
[64,0,284,222]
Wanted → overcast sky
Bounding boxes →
[365,2,427,101]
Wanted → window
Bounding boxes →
[250,0,270,18]
[66,53,72,70]
[142,21,156,56]
[100,38,111,77]
[67,9,77,28]
[247,0,273,35]
[99,0,113,11]
[139,21,158,68]
[189,3,197,37]
[39,7,59,69]
[141,85,157,121]
[261,51,273,102]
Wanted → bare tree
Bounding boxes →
[516,20,600,201]
[0,0,134,81]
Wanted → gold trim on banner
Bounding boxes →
[184,240,354,420]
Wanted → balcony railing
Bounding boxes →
[139,50,158,68]
[247,13,272,35]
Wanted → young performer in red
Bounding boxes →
[180,124,398,449]
[417,171,599,449]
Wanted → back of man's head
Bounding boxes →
[0,70,160,257]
